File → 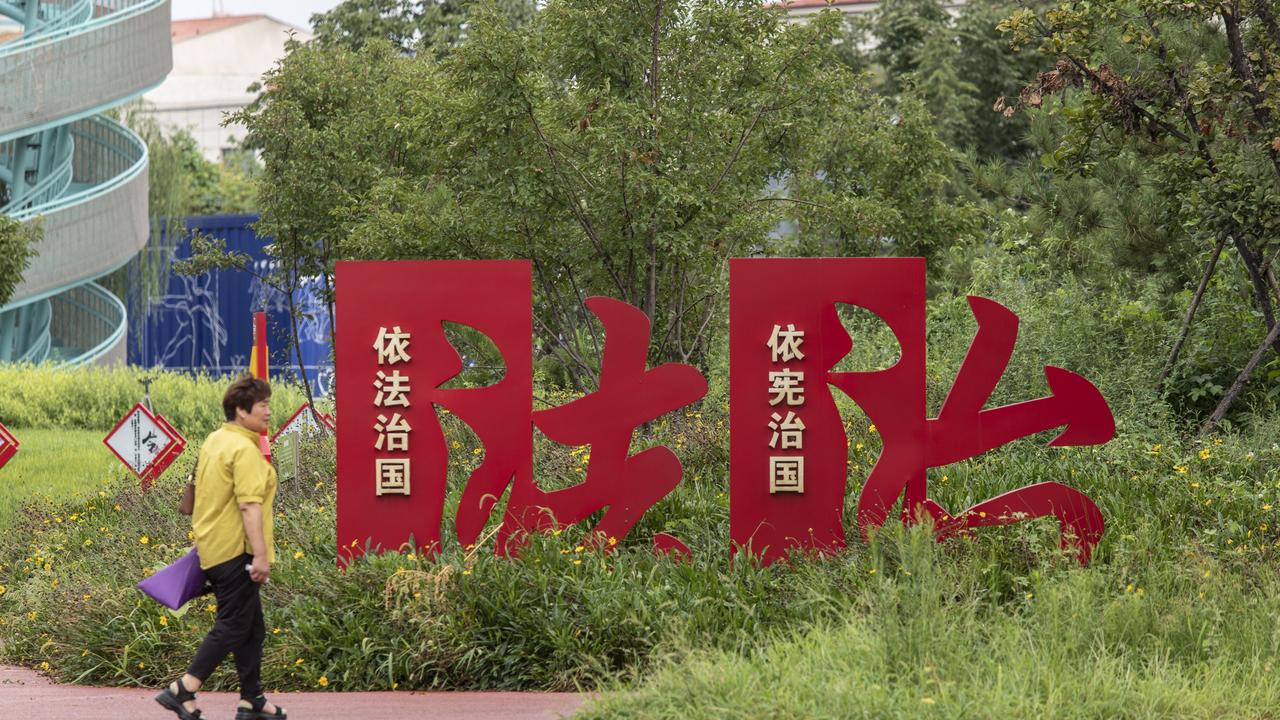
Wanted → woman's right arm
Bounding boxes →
[239,501,271,583]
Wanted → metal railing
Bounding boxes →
[8,115,147,220]
[49,281,125,366]
[0,1,152,56]
[0,0,163,366]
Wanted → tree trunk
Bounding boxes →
[1156,233,1228,394]
[1200,317,1280,436]
[285,251,318,420]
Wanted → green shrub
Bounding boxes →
[0,364,310,433]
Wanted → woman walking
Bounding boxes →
[156,375,286,720]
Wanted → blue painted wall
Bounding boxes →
[126,214,334,395]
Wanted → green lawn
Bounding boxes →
[0,428,132,527]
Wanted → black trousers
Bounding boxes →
[187,553,265,699]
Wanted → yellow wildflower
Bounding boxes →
[159,616,168,627]
[1199,449,1211,460]
[318,676,329,687]
[294,550,305,559]
[1174,465,1188,474]
[295,658,305,665]
[139,536,149,545]
[868,424,877,433]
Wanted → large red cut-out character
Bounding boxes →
[335,261,705,564]
[728,258,1113,566]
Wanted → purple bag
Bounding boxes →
[137,548,210,610]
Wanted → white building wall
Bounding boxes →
[143,17,310,161]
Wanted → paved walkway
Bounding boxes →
[0,665,588,720]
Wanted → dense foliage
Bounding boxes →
[225,0,977,384]
[0,216,39,308]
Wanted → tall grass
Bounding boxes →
[580,524,1280,719]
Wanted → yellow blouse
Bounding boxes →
[191,423,277,569]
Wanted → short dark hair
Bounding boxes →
[223,375,272,421]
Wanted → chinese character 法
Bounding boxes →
[769,456,804,494]
[374,370,412,407]
[767,369,805,406]
[767,324,806,363]
[374,412,412,452]
[373,326,412,365]
[768,411,805,449]
[375,458,411,496]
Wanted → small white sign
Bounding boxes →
[104,403,178,478]
[272,403,334,442]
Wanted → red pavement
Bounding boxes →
[0,665,588,720]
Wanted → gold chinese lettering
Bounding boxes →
[374,370,412,407]
[373,412,412,452]
[767,369,805,406]
[373,326,412,365]
[767,323,806,363]
[768,456,804,494]
[375,458,411,496]
[768,411,805,450]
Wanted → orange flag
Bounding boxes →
[249,312,271,459]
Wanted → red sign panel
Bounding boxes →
[729,258,1113,565]
[0,421,19,471]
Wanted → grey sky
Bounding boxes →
[171,0,347,32]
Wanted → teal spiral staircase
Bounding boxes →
[0,0,172,365]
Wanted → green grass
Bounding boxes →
[580,529,1280,719]
[0,428,131,527]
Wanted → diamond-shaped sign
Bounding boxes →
[271,403,334,443]
[104,403,182,487]
[0,421,18,471]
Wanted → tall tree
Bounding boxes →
[230,0,977,387]
[0,216,39,308]
[1001,0,1280,431]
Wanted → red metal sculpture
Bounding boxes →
[502,297,707,554]
[336,262,705,563]
[337,258,1113,567]
[728,258,1113,566]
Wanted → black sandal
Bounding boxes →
[236,695,287,720]
[155,677,202,720]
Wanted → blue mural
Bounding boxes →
[126,214,333,396]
